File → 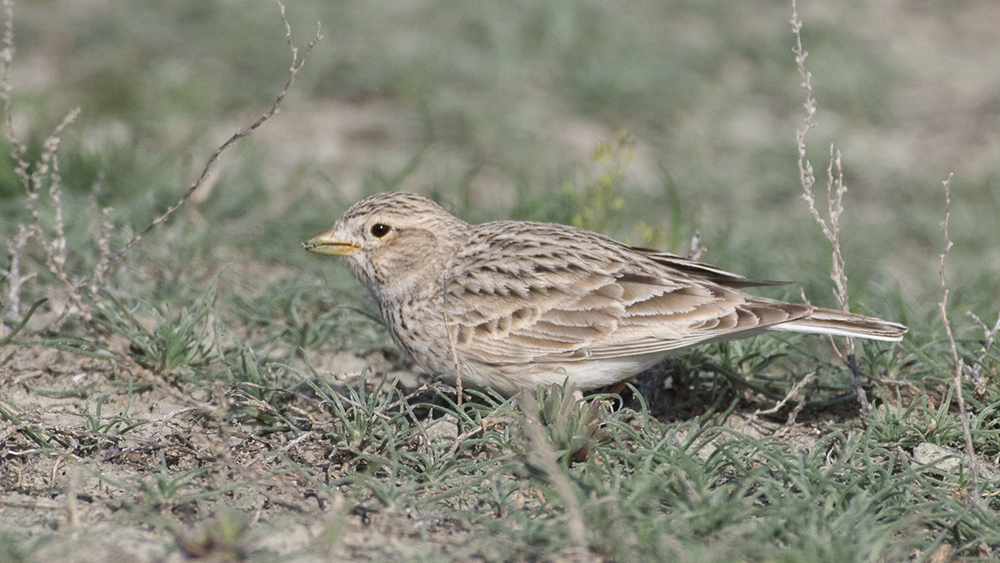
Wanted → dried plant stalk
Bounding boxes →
[1,0,321,332]
[91,1,322,284]
[938,173,980,504]
[791,0,869,416]
[966,311,1000,397]
[1,225,34,324]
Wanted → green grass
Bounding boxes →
[2,0,1000,560]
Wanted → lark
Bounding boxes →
[304,192,906,396]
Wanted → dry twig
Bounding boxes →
[686,230,705,261]
[1,225,33,323]
[937,173,980,503]
[966,311,1000,397]
[88,1,322,287]
[1,0,321,336]
[791,0,869,417]
[744,370,816,431]
[2,0,87,322]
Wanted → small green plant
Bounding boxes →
[518,382,610,466]
[79,380,149,454]
[362,456,413,511]
[93,284,220,377]
[564,128,632,235]
[138,453,208,511]
[221,342,307,431]
[230,279,389,363]
[278,301,351,358]
[172,507,253,561]
[296,366,413,457]
[866,391,927,449]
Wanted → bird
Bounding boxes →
[304,191,906,396]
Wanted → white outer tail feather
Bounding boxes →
[771,307,907,342]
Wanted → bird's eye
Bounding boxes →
[370,223,392,238]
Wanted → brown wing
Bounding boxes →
[443,222,811,367]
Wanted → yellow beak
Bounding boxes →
[303,229,361,256]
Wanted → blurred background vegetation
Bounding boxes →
[3,0,999,325]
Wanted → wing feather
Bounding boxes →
[444,223,815,369]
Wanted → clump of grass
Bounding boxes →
[517,383,610,466]
[92,285,221,379]
[172,507,253,560]
[137,453,210,512]
[297,366,415,458]
[78,380,150,455]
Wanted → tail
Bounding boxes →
[772,307,907,342]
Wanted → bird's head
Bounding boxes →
[304,192,470,301]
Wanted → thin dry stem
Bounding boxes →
[1,224,34,322]
[16,106,88,324]
[966,311,1000,397]
[938,173,980,503]
[2,0,321,334]
[0,0,28,191]
[745,370,815,429]
[42,112,75,271]
[792,2,850,318]
[779,392,809,435]
[65,465,80,528]
[86,178,115,295]
[32,109,87,321]
[791,0,816,204]
[1,1,99,325]
[88,1,322,286]
[824,148,851,316]
[793,3,851,318]
[791,0,867,416]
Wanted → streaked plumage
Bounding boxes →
[304,192,906,395]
